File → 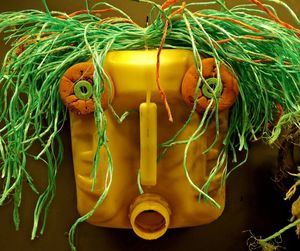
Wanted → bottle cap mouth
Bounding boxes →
[129,193,171,240]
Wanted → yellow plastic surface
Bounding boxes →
[139,102,157,186]
[69,49,228,238]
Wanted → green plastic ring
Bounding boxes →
[74,80,93,100]
[202,78,223,99]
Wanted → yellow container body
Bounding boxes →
[69,50,227,236]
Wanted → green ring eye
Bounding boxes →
[202,78,223,99]
[74,80,93,100]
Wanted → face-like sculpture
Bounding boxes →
[60,49,239,239]
[3,1,300,249]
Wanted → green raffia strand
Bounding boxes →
[137,170,145,195]
[258,218,300,244]
[42,0,51,15]
[0,0,300,250]
[247,218,300,251]
[108,104,138,124]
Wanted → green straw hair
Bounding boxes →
[0,0,300,249]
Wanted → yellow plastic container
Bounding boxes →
[69,50,228,240]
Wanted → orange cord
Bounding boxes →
[249,0,300,36]
[217,35,268,45]
[156,20,173,122]
[55,9,113,19]
[55,8,141,27]
[98,17,139,26]
[268,103,284,130]
[195,13,260,33]
[162,0,179,10]
[253,59,292,65]
[275,103,284,125]
[156,2,186,122]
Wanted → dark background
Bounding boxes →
[0,1,299,250]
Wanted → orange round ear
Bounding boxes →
[181,58,239,113]
[60,62,114,115]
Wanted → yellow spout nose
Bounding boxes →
[129,193,171,240]
[139,102,157,186]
